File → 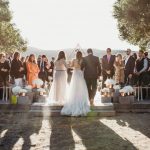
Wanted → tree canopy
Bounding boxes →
[0,0,27,53]
[113,0,150,50]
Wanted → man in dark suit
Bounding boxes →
[124,49,135,85]
[38,55,48,83]
[81,48,101,106]
[102,48,115,88]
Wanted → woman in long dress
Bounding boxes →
[48,51,67,105]
[61,51,90,116]
[26,54,40,87]
[114,54,125,85]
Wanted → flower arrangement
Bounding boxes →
[25,85,32,92]
[119,89,128,96]
[48,76,53,82]
[37,88,46,95]
[119,86,134,96]
[123,86,134,94]
[19,89,27,96]
[32,79,43,88]
[12,86,22,95]
[113,85,121,90]
[105,79,116,88]
[101,88,110,97]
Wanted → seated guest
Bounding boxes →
[38,55,48,83]
[0,53,10,100]
[102,48,115,87]
[114,54,125,85]
[10,52,25,87]
[26,54,40,87]
[124,49,135,85]
[134,50,148,86]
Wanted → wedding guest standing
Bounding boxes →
[0,53,10,100]
[0,53,10,85]
[26,54,40,87]
[102,48,115,87]
[134,50,148,86]
[10,52,25,86]
[124,49,135,85]
[114,54,125,85]
[81,48,101,106]
[38,55,48,83]
[48,51,68,105]
[49,57,55,77]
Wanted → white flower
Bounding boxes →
[48,76,53,81]
[12,86,22,95]
[105,79,116,85]
[37,88,46,93]
[113,85,121,90]
[32,79,43,86]
[19,89,27,94]
[101,88,110,93]
[119,89,128,94]
[123,86,134,93]
[25,85,32,90]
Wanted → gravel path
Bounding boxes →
[0,113,150,150]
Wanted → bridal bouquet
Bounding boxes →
[32,79,43,88]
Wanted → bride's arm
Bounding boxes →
[70,59,74,68]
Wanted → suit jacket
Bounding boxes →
[38,60,47,72]
[10,59,24,78]
[102,55,115,75]
[124,56,135,75]
[81,54,101,79]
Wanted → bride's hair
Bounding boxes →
[57,51,66,60]
[76,51,82,64]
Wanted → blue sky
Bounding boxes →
[10,0,138,50]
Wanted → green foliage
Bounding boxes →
[0,0,27,53]
[113,0,150,50]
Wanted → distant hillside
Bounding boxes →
[22,46,128,60]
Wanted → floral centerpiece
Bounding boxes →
[25,85,32,92]
[32,79,43,88]
[37,88,46,96]
[113,85,121,91]
[119,86,135,104]
[101,88,110,97]
[11,86,22,104]
[12,86,22,95]
[19,89,27,96]
[119,86,134,96]
[105,79,116,89]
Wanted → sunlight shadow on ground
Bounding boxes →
[100,118,150,150]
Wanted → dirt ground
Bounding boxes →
[0,113,150,150]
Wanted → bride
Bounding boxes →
[48,51,67,105]
[61,51,90,116]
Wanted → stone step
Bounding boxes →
[29,109,116,117]
[31,102,114,111]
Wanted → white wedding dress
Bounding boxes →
[47,59,67,105]
[61,59,90,116]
